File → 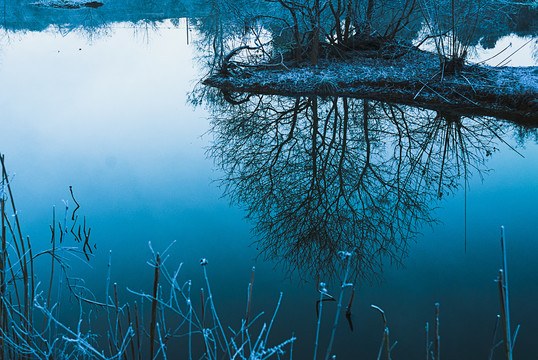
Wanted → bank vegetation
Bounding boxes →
[200,0,538,122]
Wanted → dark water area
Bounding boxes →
[0,2,538,360]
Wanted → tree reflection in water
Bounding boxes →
[207,93,509,281]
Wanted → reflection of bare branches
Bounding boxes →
[44,8,111,42]
[68,8,111,42]
[130,19,160,44]
[388,107,508,199]
[208,94,508,281]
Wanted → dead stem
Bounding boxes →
[150,254,161,360]
[134,301,141,360]
[371,304,391,360]
[434,303,440,360]
[45,206,56,326]
[114,283,126,359]
[245,266,255,325]
[324,251,353,360]
[0,155,5,360]
[126,303,136,360]
[425,322,430,360]
[497,270,511,360]
[26,236,34,331]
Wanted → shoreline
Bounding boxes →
[203,50,538,123]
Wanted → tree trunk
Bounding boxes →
[292,11,302,64]
[365,0,374,33]
[311,0,321,64]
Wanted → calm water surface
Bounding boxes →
[1,20,538,359]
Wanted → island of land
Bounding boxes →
[204,48,538,123]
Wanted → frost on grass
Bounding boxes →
[214,51,440,94]
[494,66,538,94]
[204,48,538,121]
[31,0,104,9]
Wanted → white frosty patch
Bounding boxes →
[31,0,94,8]
[516,69,538,92]
[494,67,538,95]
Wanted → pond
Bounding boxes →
[0,2,537,360]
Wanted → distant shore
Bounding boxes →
[204,49,538,123]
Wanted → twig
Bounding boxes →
[495,38,534,67]
[417,80,450,103]
[475,42,512,65]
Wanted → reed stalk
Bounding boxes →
[202,261,232,359]
[324,251,353,360]
[499,226,512,360]
[0,154,5,360]
[26,236,34,334]
[0,154,32,360]
[105,250,113,357]
[425,322,429,360]
[200,288,205,329]
[46,207,56,309]
[3,242,21,323]
[186,280,192,360]
[114,283,126,359]
[0,156,23,315]
[156,322,167,360]
[371,305,390,360]
[134,301,141,360]
[126,303,136,360]
[150,254,161,360]
[488,315,501,360]
[245,266,255,325]
[265,292,283,347]
[1,160,29,360]
[497,270,511,360]
[42,207,57,338]
[345,288,354,332]
[107,330,115,358]
[434,303,440,360]
[0,155,24,259]
[313,284,324,360]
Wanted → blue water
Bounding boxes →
[1,21,538,359]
